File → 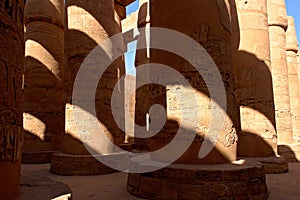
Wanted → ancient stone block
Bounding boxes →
[286,16,299,52]
[267,0,288,29]
[127,162,269,200]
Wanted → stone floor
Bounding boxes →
[21,163,300,200]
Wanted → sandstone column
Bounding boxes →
[23,0,65,163]
[267,0,293,144]
[135,0,239,164]
[51,0,128,175]
[134,0,152,150]
[128,1,269,199]
[0,1,24,199]
[121,11,138,146]
[286,16,300,142]
[232,0,277,157]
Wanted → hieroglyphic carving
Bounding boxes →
[0,0,23,24]
[181,23,237,149]
[0,0,24,162]
[0,110,22,161]
[0,59,23,162]
[218,123,237,147]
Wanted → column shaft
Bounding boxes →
[23,0,65,160]
[286,16,300,142]
[232,0,277,157]
[136,0,239,164]
[267,0,292,144]
[0,1,24,199]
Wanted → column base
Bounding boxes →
[16,175,72,200]
[278,143,300,162]
[22,150,62,164]
[127,161,269,200]
[50,152,128,175]
[239,156,288,174]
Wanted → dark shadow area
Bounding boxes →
[278,144,300,162]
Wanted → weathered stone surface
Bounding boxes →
[232,0,277,157]
[0,1,24,199]
[127,162,269,200]
[137,0,150,28]
[267,0,288,29]
[242,156,288,174]
[114,2,126,20]
[286,49,300,142]
[124,75,136,143]
[23,0,65,162]
[24,0,64,28]
[22,150,61,164]
[286,16,300,143]
[278,143,300,162]
[286,16,299,52]
[121,11,138,33]
[50,152,129,175]
[268,0,293,145]
[63,0,125,157]
[135,0,239,164]
[269,26,293,144]
[16,175,72,200]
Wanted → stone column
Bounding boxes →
[286,16,300,142]
[267,0,293,144]
[120,11,138,147]
[128,1,269,199]
[134,0,152,150]
[51,0,128,175]
[135,0,239,164]
[232,0,277,157]
[0,1,24,199]
[22,0,65,164]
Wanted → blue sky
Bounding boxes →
[286,0,300,42]
[126,1,139,15]
[124,1,139,75]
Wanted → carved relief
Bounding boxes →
[184,24,237,148]
[0,0,23,24]
[0,0,24,163]
[218,123,237,147]
[0,110,22,161]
